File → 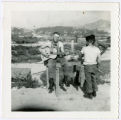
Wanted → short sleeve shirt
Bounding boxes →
[81,46,101,65]
[51,41,64,54]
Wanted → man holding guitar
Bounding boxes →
[40,32,67,93]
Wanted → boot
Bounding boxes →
[48,88,54,93]
[60,84,67,91]
[84,93,93,99]
[59,78,67,91]
[48,78,55,93]
[64,76,70,87]
[92,91,96,97]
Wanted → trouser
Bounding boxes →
[47,57,67,90]
[83,64,98,94]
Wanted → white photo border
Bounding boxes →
[2,2,120,119]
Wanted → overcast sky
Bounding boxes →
[12,11,110,29]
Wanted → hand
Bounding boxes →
[50,51,53,54]
[45,54,50,58]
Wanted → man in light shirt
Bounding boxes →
[46,32,67,93]
[81,35,101,99]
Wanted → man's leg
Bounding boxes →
[84,71,93,93]
[62,62,69,86]
[83,66,93,99]
[91,73,98,97]
[48,78,55,93]
[48,59,56,93]
[59,58,67,91]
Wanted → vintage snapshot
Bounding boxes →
[2,2,119,119]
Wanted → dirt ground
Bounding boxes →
[12,84,110,111]
[11,48,111,111]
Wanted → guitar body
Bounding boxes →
[39,45,79,63]
[39,46,57,62]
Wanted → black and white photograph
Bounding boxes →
[1,2,119,119]
[11,11,111,111]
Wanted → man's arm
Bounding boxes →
[97,55,101,66]
[96,49,101,68]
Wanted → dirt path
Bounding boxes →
[12,84,110,111]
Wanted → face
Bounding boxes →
[53,34,60,43]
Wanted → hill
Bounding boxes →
[84,19,110,33]
[35,26,74,35]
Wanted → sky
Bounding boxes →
[11,11,110,29]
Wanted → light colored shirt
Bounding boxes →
[51,41,64,54]
[81,46,101,65]
[58,41,64,53]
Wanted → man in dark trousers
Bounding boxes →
[81,35,101,99]
[47,32,67,93]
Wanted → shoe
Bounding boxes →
[60,86,67,91]
[84,93,93,99]
[92,91,96,97]
[48,89,54,93]
[74,85,79,91]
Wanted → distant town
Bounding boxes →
[12,19,110,44]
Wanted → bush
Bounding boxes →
[12,46,42,63]
[96,60,110,84]
[74,44,83,51]
[12,68,41,88]
[40,72,47,86]
[64,44,71,50]
[28,47,40,55]
[12,34,39,44]
[12,68,32,88]
[25,80,41,88]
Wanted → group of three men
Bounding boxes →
[42,32,101,99]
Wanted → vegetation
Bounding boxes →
[11,40,108,63]
[12,68,41,88]
[12,46,41,63]
[12,34,39,44]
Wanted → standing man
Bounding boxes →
[47,32,67,93]
[81,35,101,99]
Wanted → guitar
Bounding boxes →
[38,46,80,63]
[38,46,65,62]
